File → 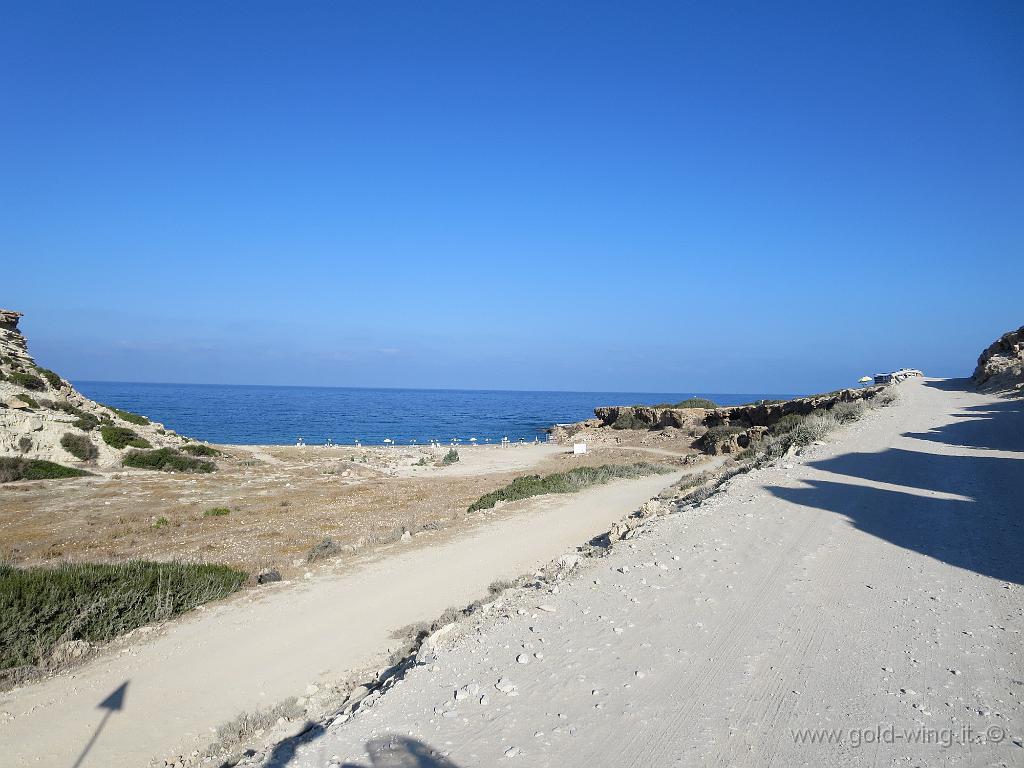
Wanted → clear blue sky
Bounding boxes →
[2,1,1021,394]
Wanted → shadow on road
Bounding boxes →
[341,736,462,767]
[71,681,129,768]
[764,377,1023,584]
[259,725,459,768]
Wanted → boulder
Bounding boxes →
[257,568,282,585]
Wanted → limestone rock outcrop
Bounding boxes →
[594,385,885,437]
[973,325,1024,393]
[1,308,192,470]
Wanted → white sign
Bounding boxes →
[573,442,587,455]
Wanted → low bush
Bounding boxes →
[440,448,460,466]
[35,367,63,389]
[153,517,169,529]
[830,400,866,423]
[0,458,90,483]
[877,389,901,407]
[468,462,672,512]
[108,407,150,426]
[8,371,45,391]
[214,697,305,749]
[60,432,98,462]
[204,507,230,517]
[122,448,215,473]
[699,424,745,452]
[660,397,718,409]
[703,424,744,439]
[17,436,32,453]
[611,412,650,430]
[788,413,837,446]
[13,394,39,409]
[770,413,806,435]
[181,443,220,457]
[0,560,246,670]
[73,413,101,431]
[306,538,341,563]
[100,425,151,450]
[641,397,718,409]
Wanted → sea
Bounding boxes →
[73,381,794,446]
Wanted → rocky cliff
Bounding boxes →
[0,309,193,469]
[973,325,1024,393]
[594,385,886,433]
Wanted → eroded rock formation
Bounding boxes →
[973,325,1024,393]
[594,385,885,433]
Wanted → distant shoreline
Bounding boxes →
[72,380,798,447]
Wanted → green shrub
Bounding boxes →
[8,371,45,391]
[100,425,151,450]
[73,413,101,431]
[0,560,246,670]
[643,397,719,409]
[468,462,672,512]
[17,436,32,453]
[611,412,650,430]
[122,448,215,473]
[830,400,866,423]
[60,432,98,462]
[204,507,230,517]
[794,413,837,444]
[703,424,744,440]
[770,413,806,435]
[663,397,718,409]
[34,367,63,389]
[440,448,460,466]
[0,458,91,483]
[153,516,169,529]
[45,400,81,416]
[13,394,39,409]
[108,407,149,426]
[181,443,220,457]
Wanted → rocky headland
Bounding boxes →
[0,309,203,471]
[553,385,887,456]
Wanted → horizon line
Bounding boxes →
[72,378,798,399]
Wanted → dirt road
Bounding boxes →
[0,466,689,767]
[259,378,1023,767]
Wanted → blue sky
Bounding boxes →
[2,1,1021,394]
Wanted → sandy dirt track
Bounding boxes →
[249,378,1023,768]
[0,465,689,767]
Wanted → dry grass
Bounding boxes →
[0,443,686,578]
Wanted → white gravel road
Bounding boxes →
[253,378,1023,768]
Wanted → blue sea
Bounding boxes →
[73,382,794,446]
